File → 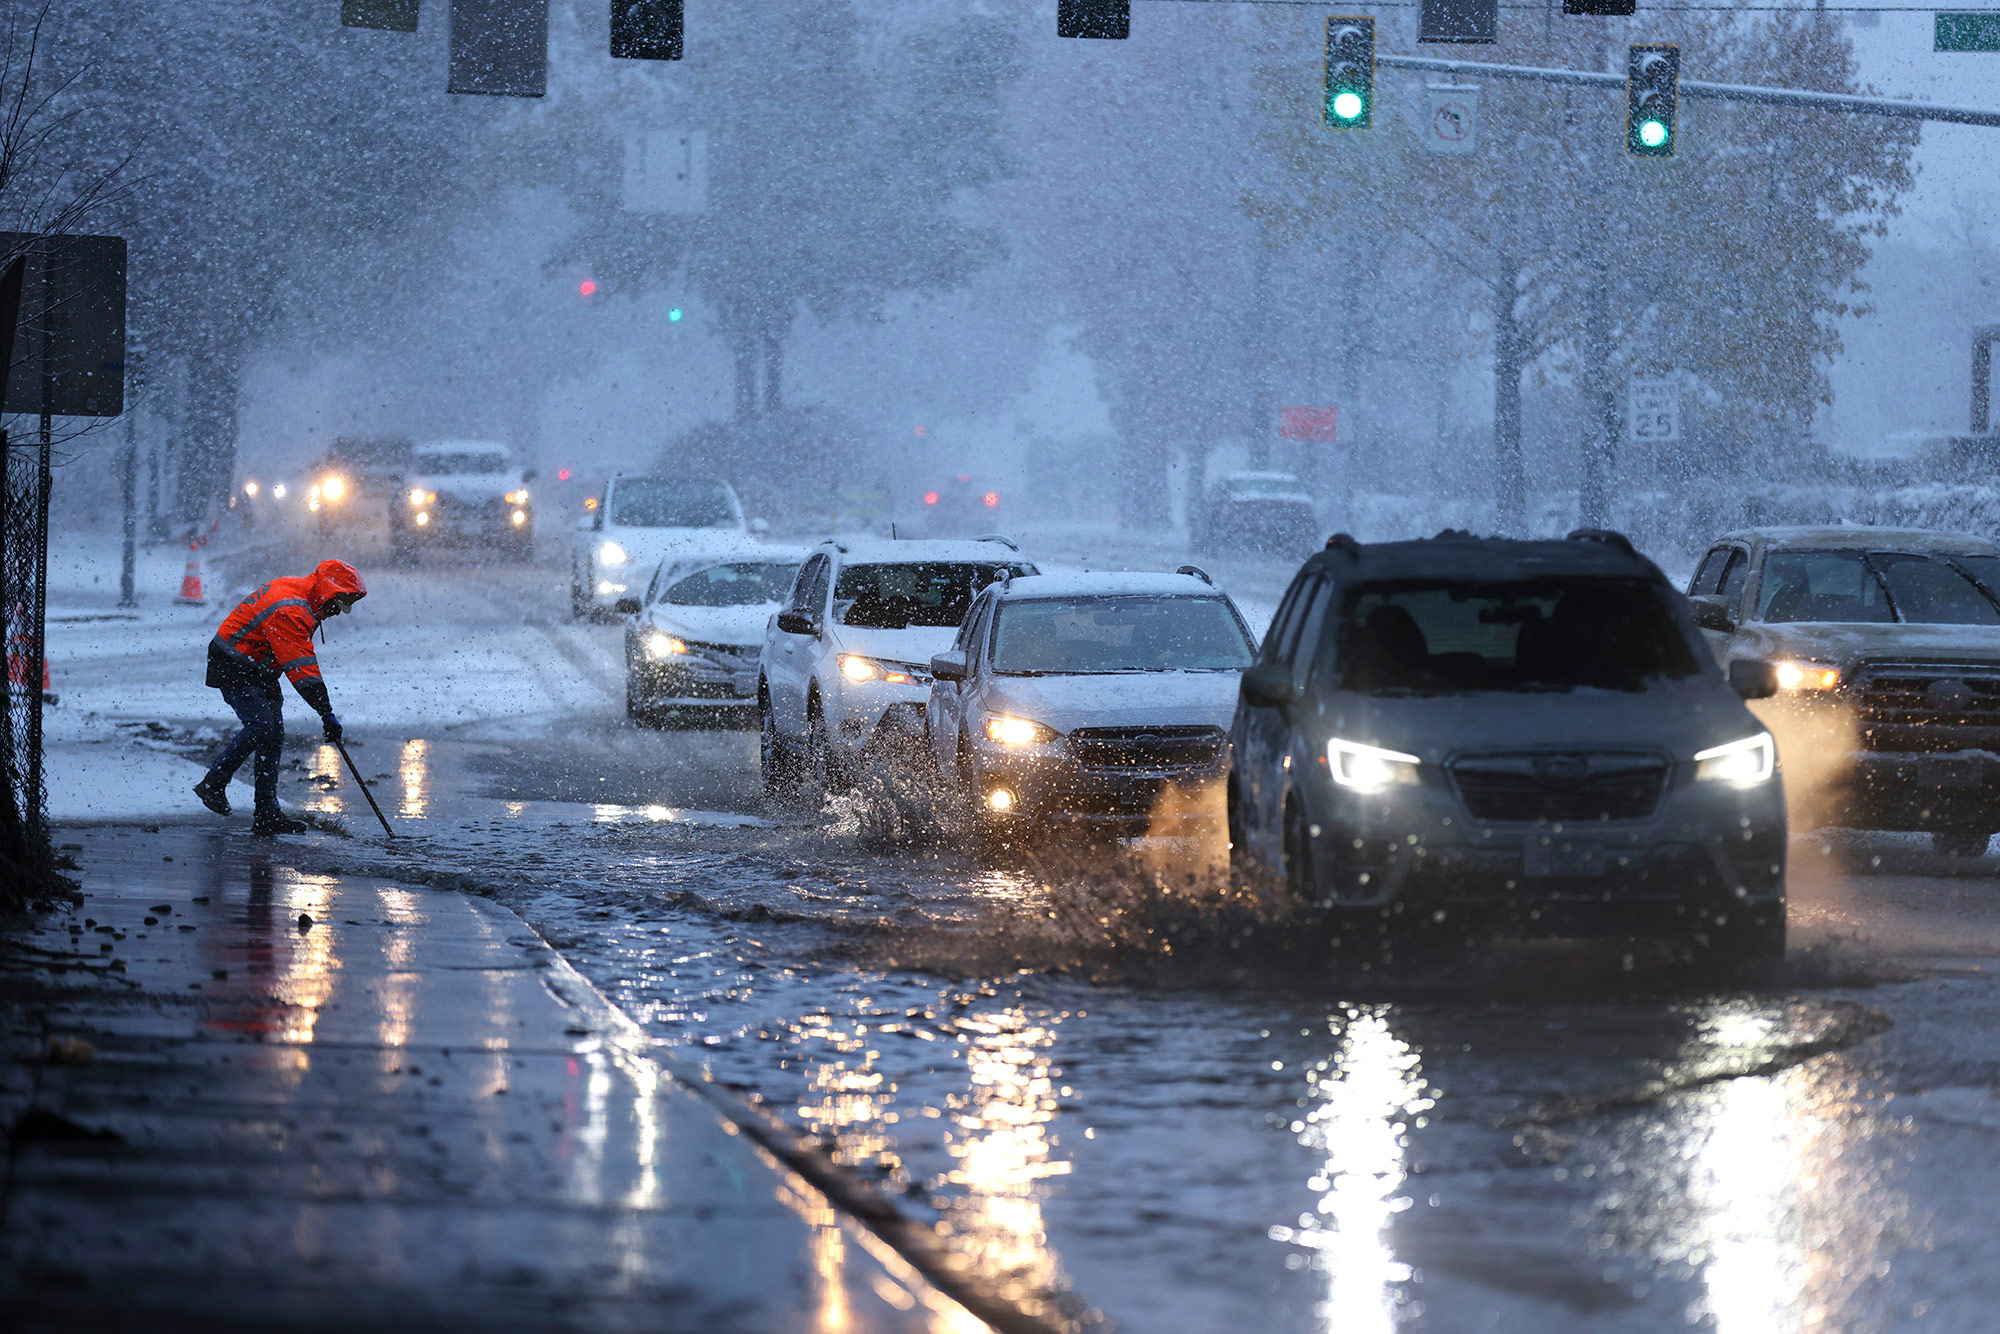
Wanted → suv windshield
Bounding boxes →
[416,451,508,475]
[835,561,1032,629]
[610,479,737,529]
[660,562,798,608]
[1757,549,2000,625]
[1324,577,1702,695]
[991,596,1256,674]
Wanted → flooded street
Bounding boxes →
[60,562,1982,1332]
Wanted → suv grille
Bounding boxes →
[1853,660,2000,730]
[1069,725,1224,771]
[1449,752,1668,823]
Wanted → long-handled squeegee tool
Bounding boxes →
[333,737,396,839]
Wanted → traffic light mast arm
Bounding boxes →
[1376,51,2000,128]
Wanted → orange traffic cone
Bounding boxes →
[6,603,48,693]
[175,542,206,605]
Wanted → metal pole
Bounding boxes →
[1376,52,2000,128]
[120,421,138,608]
[1975,325,1999,436]
[333,737,396,838]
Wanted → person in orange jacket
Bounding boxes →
[193,559,367,835]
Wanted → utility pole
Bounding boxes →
[120,414,138,608]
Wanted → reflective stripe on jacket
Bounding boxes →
[213,577,323,687]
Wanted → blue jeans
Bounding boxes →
[205,679,284,812]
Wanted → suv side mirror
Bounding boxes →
[1729,659,1778,700]
[613,597,642,615]
[1689,594,1735,633]
[776,609,820,637]
[749,517,770,536]
[1241,661,1298,710]
[930,650,968,682]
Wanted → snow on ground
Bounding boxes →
[39,528,623,822]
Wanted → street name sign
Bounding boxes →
[1937,14,2000,51]
[1627,378,1680,444]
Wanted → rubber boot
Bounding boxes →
[251,807,309,837]
[193,778,231,816]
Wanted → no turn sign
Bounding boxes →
[1420,85,1481,155]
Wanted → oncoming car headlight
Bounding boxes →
[646,632,688,658]
[839,654,915,685]
[1328,738,1421,792]
[986,716,1058,746]
[319,474,347,502]
[599,540,629,565]
[408,488,437,507]
[1773,660,1840,691]
[505,489,530,505]
[1694,732,1776,787]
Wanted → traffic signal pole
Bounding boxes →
[1375,51,2000,128]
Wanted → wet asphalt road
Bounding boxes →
[97,558,2000,1331]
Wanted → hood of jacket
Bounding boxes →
[308,560,367,616]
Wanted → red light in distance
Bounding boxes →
[913,424,926,437]
[983,491,1000,508]
[923,491,939,506]
[557,468,571,481]
[579,280,597,297]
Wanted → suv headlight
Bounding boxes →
[1328,737,1421,792]
[986,715,1058,746]
[646,632,688,658]
[505,489,531,505]
[599,540,629,565]
[839,654,916,685]
[1773,660,1839,691]
[1695,732,1775,787]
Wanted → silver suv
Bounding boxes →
[926,569,1257,850]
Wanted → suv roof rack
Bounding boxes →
[1324,533,1361,556]
[976,534,1019,550]
[1175,564,1215,585]
[1565,528,1637,555]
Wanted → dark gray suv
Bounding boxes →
[1226,531,1788,977]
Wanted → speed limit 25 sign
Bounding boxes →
[1627,378,1680,443]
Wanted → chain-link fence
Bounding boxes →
[0,426,54,902]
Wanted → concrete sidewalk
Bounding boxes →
[0,825,983,1332]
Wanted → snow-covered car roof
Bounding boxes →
[1303,532,1666,582]
[414,438,511,457]
[1717,525,2000,556]
[994,571,1225,600]
[652,543,809,573]
[811,536,1027,563]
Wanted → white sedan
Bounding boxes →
[624,547,807,723]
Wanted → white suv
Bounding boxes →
[571,476,750,618]
[759,537,1037,799]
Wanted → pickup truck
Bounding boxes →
[1687,525,2000,855]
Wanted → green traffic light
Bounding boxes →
[1637,119,1669,148]
[669,308,683,322]
[1332,90,1366,121]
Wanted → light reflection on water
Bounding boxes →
[787,999,1076,1321]
[1271,1007,1431,1333]
[946,1009,1070,1306]
[399,737,430,819]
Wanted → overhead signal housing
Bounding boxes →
[1324,17,1375,128]
[1626,43,1680,156]
[611,0,683,61]
[1564,0,1637,15]
[1058,0,1129,39]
